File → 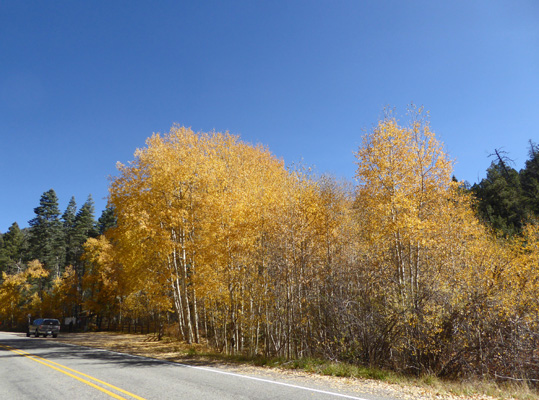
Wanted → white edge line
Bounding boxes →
[53,340,373,400]
[176,363,373,400]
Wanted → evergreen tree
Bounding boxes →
[62,196,78,267]
[28,189,64,276]
[520,141,539,217]
[97,206,117,235]
[75,195,98,239]
[71,195,98,273]
[0,222,27,274]
[0,233,6,270]
[472,159,526,236]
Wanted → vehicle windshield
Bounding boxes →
[43,319,60,325]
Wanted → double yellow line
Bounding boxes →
[0,344,147,400]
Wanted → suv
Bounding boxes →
[27,318,60,338]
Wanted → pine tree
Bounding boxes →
[0,222,27,274]
[28,189,64,277]
[62,197,78,268]
[472,160,526,235]
[97,206,117,235]
[75,195,98,239]
[520,141,539,217]
[71,195,98,274]
[0,234,5,270]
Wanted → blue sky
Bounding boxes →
[1,0,538,232]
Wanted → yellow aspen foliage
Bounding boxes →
[86,114,539,378]
[352,110,539,377]
[43,265,80,318]
[500,223,539,317]
[353,109,496,368]
[0,260,49,326]
[354,109,455,302]
[82,236,129,322]
[108,126,289,345]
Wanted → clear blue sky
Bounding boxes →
[1,0,538,232]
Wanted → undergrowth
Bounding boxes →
[180,349,539,399]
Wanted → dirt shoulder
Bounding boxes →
[53,332,500,400]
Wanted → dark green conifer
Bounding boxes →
[472,155,526,236]
[0,222,27,274]
[62,196,78,268]
[71,195,98,275]
[520,141,539,216]
[28,189,64,276]
[97,206,117,235]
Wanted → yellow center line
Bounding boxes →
[0,344,147,400]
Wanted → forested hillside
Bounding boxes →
[1,113,539,381]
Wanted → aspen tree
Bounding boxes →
[81,236,129,329]
[47,266,79,321]
[355,110,453,302]
[108,126,289,346]
[354,109,473,369]
[110,128,204,342]
[0,260,49,327]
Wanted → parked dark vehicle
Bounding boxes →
[27,318,60,338]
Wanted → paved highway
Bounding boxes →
[0,332,398,400]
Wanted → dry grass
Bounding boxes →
[56,332,219,363]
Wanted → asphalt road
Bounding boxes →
[0,332,399,400]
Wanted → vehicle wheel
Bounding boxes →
[52,334,57,338]
[43,333,47,338]
[26,331,30,337]
[35,330,39,337]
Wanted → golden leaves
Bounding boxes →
[82,114,539,371]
